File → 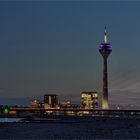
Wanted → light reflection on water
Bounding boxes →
[0,118,22,122]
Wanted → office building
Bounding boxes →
[44,94,58,108]
[81,91,98,109]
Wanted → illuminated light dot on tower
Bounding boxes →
[99,27,112,109]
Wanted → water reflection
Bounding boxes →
[0,118,22,122]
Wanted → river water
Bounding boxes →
[0,118,22,122]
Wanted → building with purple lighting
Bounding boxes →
[99,27,112,109]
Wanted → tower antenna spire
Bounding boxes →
[104,26,107,43]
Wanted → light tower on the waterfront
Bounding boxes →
[99,27,112,109]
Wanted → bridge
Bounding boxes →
[9,107,140,112]
[1,107,140,117]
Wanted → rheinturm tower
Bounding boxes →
[99,27,112,109]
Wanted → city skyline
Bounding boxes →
[0,1,140,107]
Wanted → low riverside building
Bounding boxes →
[31,100,43,108]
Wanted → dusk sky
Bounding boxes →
[0,1,140,107]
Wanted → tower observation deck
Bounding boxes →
[99,27,112,109]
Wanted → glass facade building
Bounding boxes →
[81,92,98,109]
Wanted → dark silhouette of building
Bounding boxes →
[99,27,112,109]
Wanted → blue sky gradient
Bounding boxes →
[0,1,140,107]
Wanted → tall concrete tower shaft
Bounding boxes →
[99,27,112,109]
